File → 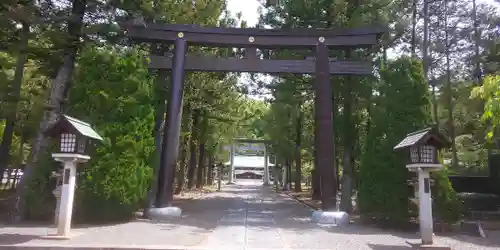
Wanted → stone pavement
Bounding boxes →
[1,179,500,249]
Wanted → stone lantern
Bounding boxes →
[44,115,103,238]
[394,127,450,247]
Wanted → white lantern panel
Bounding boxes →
[410,147,419,162]
[420,145,435,163]
[61,133,76,152]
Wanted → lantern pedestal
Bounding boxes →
[52,185,62,225]
[407,164,442,246]
[51,153,90,238]
[51,169,63,225]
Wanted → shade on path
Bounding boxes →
[1,179,499,249]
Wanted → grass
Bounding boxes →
[282,183,322,210]
[290,191,321,210]
[173,183,219,200]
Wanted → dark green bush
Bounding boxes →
[432,166,462,223]
[457,192,500,212]
[24,143,59,221]
[69,46,155,223]
[358,57,431,227]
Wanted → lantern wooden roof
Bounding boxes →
[394,127,450,150]
[45,115,103,141]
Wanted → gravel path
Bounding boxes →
[0,179,499,249]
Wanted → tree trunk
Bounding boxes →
[196,141,206,189]
[340,92,355,212]
[423,0,438,125]
[472,0,481,84]
[174,135,189,194]
[186,110,199,190]
[8,137,24,190]
[0,21,29,178]
[443,0,458,169]
[16,138,24,188]
[411,0,417,56]
[293,104,302,192]
[207,155,213,185]
[340,49,355,213]
[174,105,192,194]
[12,0,87,222]
[286,158,292,190]
[311,168,321,200]
[422,0,429,78]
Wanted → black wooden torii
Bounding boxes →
[120,19,384,211]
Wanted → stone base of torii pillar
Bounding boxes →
[148,206,182,220]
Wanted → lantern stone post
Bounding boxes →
[44,115,103,238]
[52,185,61,225]
[52,153,90,237]
[51,170,63,225]
[394,127,451,249]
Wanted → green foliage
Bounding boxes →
[471,74,500,139]
[69,46,155,222]
[432,165,462,223]
[358,57,431,227]
[24,143,58,221]
[437,79,488,174]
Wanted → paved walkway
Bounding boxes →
[1,179,500,249]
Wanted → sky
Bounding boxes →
[226,0,261,27]
[226,0,499,99]
[227,0,499,28]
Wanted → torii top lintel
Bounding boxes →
[120,22,386,49]
[233,138,271,144]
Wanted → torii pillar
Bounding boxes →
[263,144,269,186]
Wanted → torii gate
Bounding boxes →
[228,138,271,185]
[120,20,384,211]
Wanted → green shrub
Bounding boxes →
[24,143,58,221]
[432,154,462,223]
[69,46,155,223]
[457,193,500,212]
[358,57,432,228]
[75,136,153,222]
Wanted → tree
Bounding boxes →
[471,74,500,139]
[68,46,155,222]
[13,0,89,221]
[358,57,431,226]
[0,19,30,177]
